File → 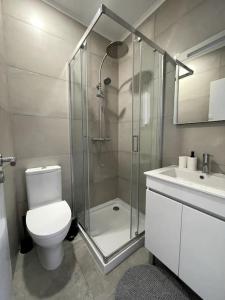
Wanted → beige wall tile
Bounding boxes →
[92,151,118,183]
[117,177,130,204]
[0,1,5,61]
[0,62,8,110]
[70,82,82,121]
[91,178,117,207]
[90,121,118,153]
[139,153,151,186]
[163,63,176,118]
[162,116,181,166]
[138,15,155,40]
[118,90,132,122]
[8,66,69,118]
[105,87,118,122]
[118,151,132,181]
[155,0,225,57]
[71,120,83,153]
[180,124,225,166]
[12,114,70,159]
[0,107,14,155]
[155,0,204,37]
[88,52,118,90]
[88,31,111,57]
[118,57,132,91]
[2,0,85,44]
[118,122,132,152]
[4,15,75,79]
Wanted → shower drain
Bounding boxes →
[113,206,120,211]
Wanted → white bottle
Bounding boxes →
[179,156,187,168]
[187,151,197,171]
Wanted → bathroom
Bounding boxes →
[0,0,225,299]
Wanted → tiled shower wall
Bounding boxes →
[0,0,18,271]
[117,35,133,203]
[71,32,119,210]
[86,34,119,208]
[138,0,225,171]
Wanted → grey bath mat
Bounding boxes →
[115,264,190,300]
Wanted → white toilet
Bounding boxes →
[25,165,71,270]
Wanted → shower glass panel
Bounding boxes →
[69,5,165,268]
[130,35,141,239]
[85,27,136,258]
[130,37,163,238]
[69,45,90,231]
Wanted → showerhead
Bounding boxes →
[104,77,111,85]
[97,41,128,98]
[106,41,128,59]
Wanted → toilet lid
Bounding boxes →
[26,201,71,237]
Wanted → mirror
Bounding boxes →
[174,30,225,124]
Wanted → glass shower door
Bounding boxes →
[130,37,164,238]
[69,44,90,232]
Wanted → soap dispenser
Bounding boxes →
[187,151,197,171]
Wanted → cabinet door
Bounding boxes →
[145,190,182,274]
[179,206,225,300]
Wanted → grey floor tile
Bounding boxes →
[13,234,199,300]
[73,238,149,300]
[13,241,93,300]
[14,233,146,299]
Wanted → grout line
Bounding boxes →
[154,0,206,39]
[12,111,69,120]
[7,63,69,82]
[0,103,10,114]
[7,64,69,82]
[15,152,71,161]
[3,12,80,46]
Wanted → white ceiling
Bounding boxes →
[43,0,165,40]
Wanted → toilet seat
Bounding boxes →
[26,200,71,239]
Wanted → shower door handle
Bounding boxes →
[132,135,139,152]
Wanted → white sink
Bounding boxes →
[144,166,225,220]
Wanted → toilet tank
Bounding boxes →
[25,165,62,209]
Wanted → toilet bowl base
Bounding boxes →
[36,243,64,270]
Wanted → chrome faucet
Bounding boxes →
[202,153,210,174]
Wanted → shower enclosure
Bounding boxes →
[69,5,165,272]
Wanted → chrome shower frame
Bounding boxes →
[68,4,183,64]
[68,4,183,273]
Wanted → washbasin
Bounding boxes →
[145,166,225,200]
[159,167,225,191]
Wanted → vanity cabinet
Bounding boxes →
[145,190,182,274]
[179,206,225,300]
[145,189,225,300]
